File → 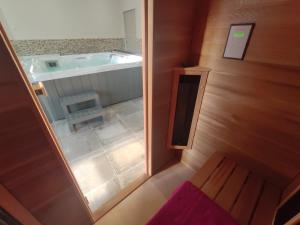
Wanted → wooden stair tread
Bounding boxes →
[201,158,236,199]
[231,173,264,225]
[250,182,281,225]
[190,153,224,188]
[215,166,249,211]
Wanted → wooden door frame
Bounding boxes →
[0,0,152,222]
[92,0,152,220]
[0,23,94,224]
[143,0,151,176]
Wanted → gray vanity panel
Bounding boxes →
[41,67,142,121]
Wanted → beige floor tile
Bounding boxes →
[149,163,195,198]
[109,101,138,116]
[84,130,103,152]
[86,178,121,212]
[116,181,165,225]
[118,111,144,132]
[102,108,118,124]
[94,205,124,225]
[96,121,130,145]
[71,154,115,193]
[60,135,91,162]
[52,120,72,138]
[134,130,145,146]
[51,98,146,211]
[95,163,195,225]
[117,162,146,189]
[107,140,145,174]
[131,97,143,111]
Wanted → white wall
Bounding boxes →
[0,0,124,40]
[120,0,142,39]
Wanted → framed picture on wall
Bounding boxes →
[223,23,255,60]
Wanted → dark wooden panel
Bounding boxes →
[184,0,300,187]
[172,75,200,146]
[0,25,92,225]
[149,0,200,173]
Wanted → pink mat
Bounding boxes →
[146,181,238,225]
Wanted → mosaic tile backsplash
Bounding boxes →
[12,38,125,56]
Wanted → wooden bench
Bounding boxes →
[190,153,282,225]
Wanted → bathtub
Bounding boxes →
[20,52,142,83]
[22,52,143,122]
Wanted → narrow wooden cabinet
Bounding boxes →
[168,67,210,150]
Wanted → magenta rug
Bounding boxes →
[146,181,238,225]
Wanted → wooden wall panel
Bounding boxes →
[0,26,92,225]
[148,0,199,173]
[183,0,300,187]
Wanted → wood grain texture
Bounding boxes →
[231,173,264,225]
[0,24,92,225]
[0,185,41,225]
[184,0,300,187]
[201,158,235,199]
[148,0,200,173]
[215,166,249,211]
[167,67,209,150]
[192,153,282,225]
[285,212,300,225]
[281,173,300,204]
[190,152,224,188]
[250,182,281,225]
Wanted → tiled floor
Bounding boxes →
[95,163,196,225]
[52,97,146,211]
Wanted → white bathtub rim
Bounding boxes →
[28,61,142,83]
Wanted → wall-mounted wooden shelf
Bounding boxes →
[168,66,210,150]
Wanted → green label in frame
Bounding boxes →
[233,31,245,38]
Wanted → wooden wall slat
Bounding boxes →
[183,0,300,187]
